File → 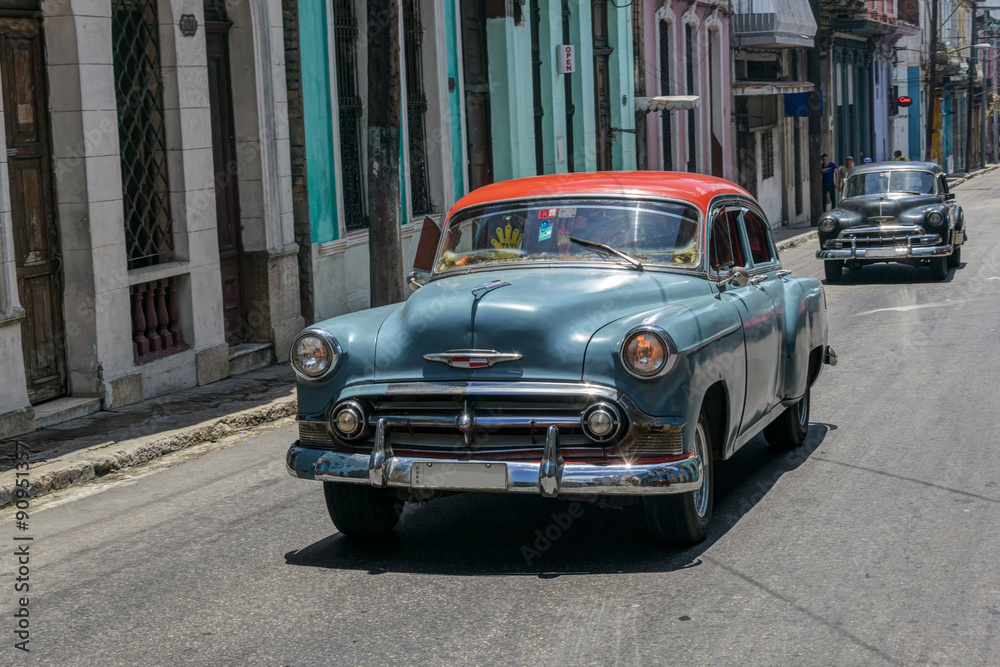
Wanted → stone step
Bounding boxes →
[228,343,274,376]
[33,397,102,430]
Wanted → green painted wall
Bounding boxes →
[538,0,568,174]
[445,0,465,199]
[298,1,338,243]
[486,16,537,181]
[608,5,636,170]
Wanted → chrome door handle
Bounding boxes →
[776,269,792,278]
[749,274,768,285]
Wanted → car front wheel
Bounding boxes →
[824,260,843,283]
[947,246,961,269]
[644,410,714,545]
[323,481,404,538]
[930,255,948,280]
[764,385,810,449]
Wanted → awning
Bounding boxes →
[635,96,700,113]
[733,81,815,96]
[731,0,817,48]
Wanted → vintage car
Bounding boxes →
[286,172,837,545]
[817,161,964,282]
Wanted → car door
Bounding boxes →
[707,203,781,435]
[738,205,785,417]
[937,174,961,244]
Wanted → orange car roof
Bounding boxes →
[448,171,751,219]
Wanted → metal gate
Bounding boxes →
[332,0,367,230]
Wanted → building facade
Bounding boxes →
[0,0,302,438]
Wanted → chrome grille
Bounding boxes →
[354,394,621,451]
[298,421,333,446]
[622,427,684,457]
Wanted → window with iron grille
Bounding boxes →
[685,25,696,173]
[403,0,433,213]
[659,21,672,170]
[761,130,774,179]
[333,0,368,230]
[632,0,646,169]
[112,0,173,269]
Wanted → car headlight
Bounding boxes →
[819,217,838,233]
[291,329,341,379]
[926,211,944,227]
[621,327,675,378]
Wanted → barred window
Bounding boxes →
[112,0,173,269]
[761,131,775,179]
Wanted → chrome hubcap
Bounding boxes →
[692,422,710,518]
[797,390,810,429]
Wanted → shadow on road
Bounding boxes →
[823,261,963,285]
[285,423,834,577]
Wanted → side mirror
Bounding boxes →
[716,266,749,290]
[412,215,442,273]
[407,270,428,291]
[943,192,956,201]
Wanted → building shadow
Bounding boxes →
[284,423,834,578]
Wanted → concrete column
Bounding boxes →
[486,13,536,181]
[43,0,141,408]
[570,0,597,172]
[539,0,569,174]
[607,2,636,170]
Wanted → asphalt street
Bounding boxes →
[3,172,1000,666]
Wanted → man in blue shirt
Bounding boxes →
[821,153,838,211]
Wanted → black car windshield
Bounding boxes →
[843,170,936,197]
[436,198,700,274]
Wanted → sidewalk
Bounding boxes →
[0,364,296,508]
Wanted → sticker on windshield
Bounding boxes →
[538,220,553,241]
[557,208,577,218]
[538,208,558,219]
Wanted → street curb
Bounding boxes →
[0,394,296,509]
[948,163,1000,189]
[777,229,818,251]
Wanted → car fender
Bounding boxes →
[294,303,401,417]
[779,276,828,401]
[583,295,748,459]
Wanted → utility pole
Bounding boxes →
[808,0,822,225]
[926,0,939,161]
[367,0,406,307]
[967,3,978,171]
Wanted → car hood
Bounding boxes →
[836,193,942,225]
[373,267,709,382]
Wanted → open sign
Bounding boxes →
[557,44,575,74]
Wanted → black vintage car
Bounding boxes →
[816,161,964,282]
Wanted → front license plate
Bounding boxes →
[411,462,508,490]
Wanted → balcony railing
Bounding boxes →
[131,276,188,364]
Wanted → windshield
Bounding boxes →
[843,170,936,197]
[436,198,701,274]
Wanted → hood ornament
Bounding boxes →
[424,349,522,369]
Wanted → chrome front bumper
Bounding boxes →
[817,240,952,261]
[287,423,702,497]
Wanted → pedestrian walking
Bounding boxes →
[893,150,908,161]
[836,156,854,195]
[821,153,838,210]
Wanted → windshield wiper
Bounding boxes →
[568,236,643,270]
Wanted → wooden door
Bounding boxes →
[0,17,66,404]
[592,0,612,171]
[460,0,493,191]
[206,24,248,345]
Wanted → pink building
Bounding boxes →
[637,0,732,180]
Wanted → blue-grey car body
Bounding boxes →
[291,194,831,486]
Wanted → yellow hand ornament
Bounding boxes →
[491,222,522,249]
